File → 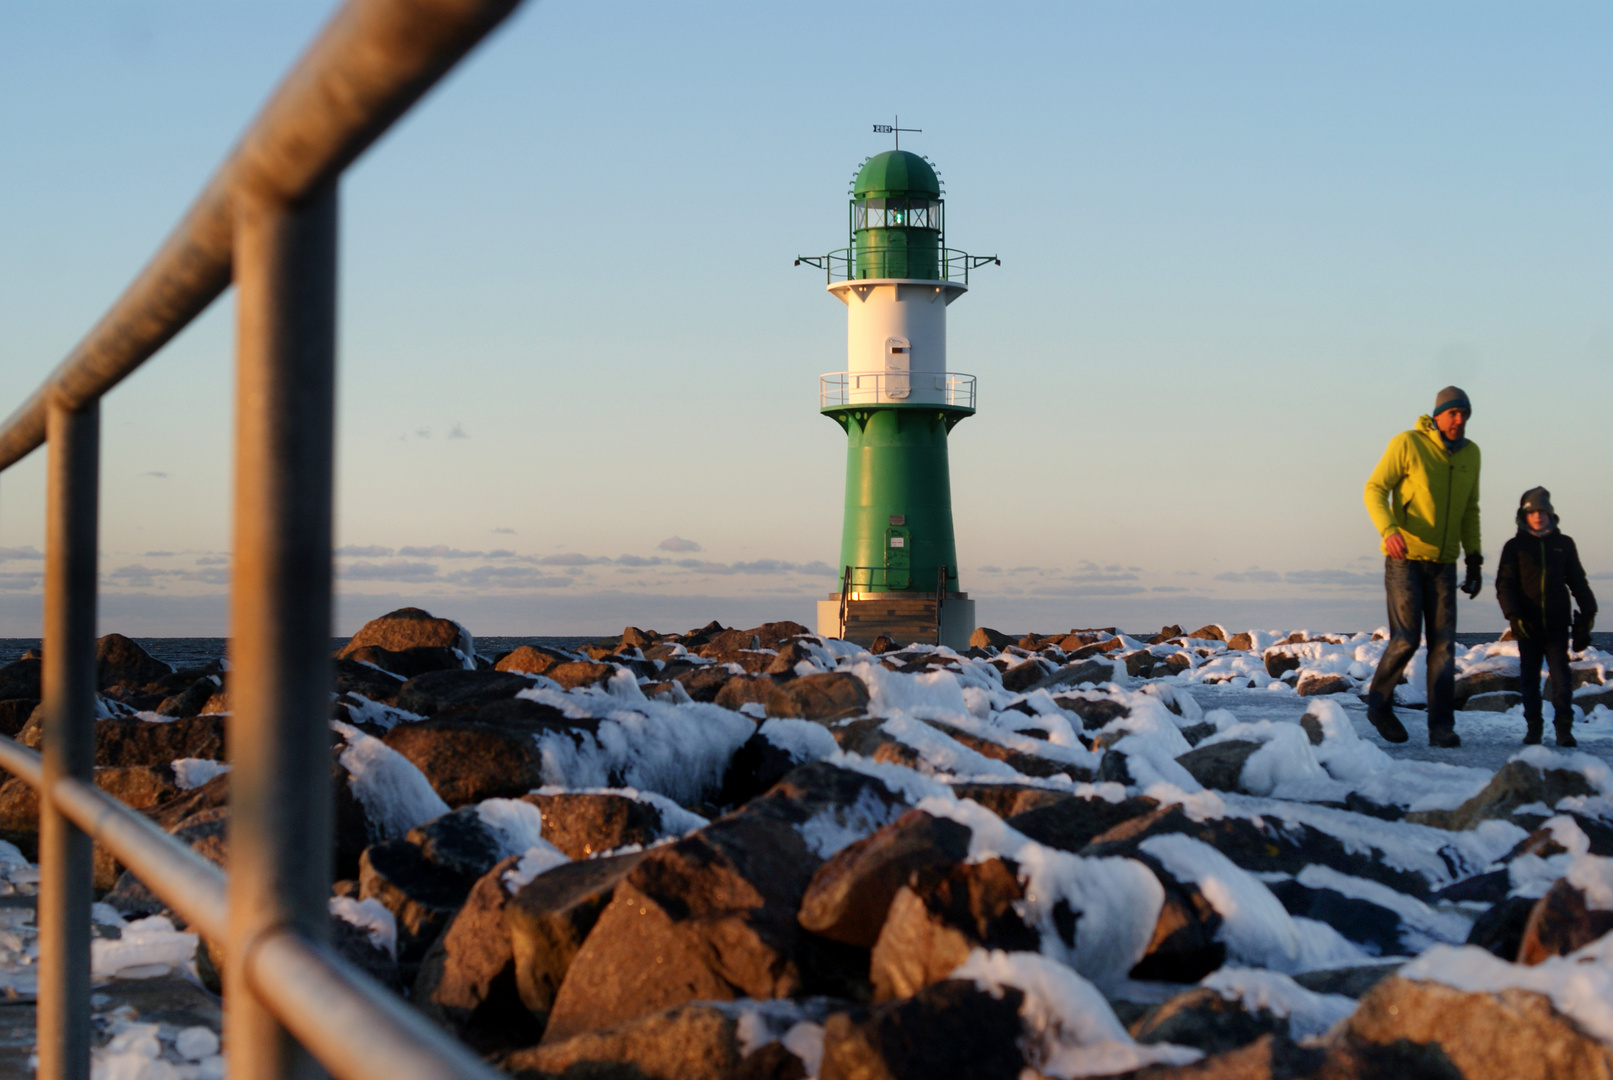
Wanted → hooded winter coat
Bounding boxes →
[1495,520,1596,634]
[1363,415,1482,563]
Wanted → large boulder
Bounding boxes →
[1129,986,1288,1056]
[1516,874,1613,965]
[798,809,972,948]
[501,1002,753,1080]
[540,812,823,1043]
[1003,793,1159,853]
[338,607,472,661]
[382,700,580,806]
[0,659,41,702]
[1174,740,1262,793]
[1406,761,1597,831]
[95,634,172,691]
[394,669,536,717]
[504,851,644,1029]
[340,645,463,681]
[522,792,669,860]
[766,673,869,722]
[820,980,1026,1080]
[20,715,226,766]
[494,645,573,677]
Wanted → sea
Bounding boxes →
[4,632,1609,669]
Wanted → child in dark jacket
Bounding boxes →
[1494,487,1597,746]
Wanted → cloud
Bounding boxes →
[337,545,395,557]
[0,547,43,562]
[142,551,175,558]
[537,552,611,567]
[415,428,430,439]
[1151,586,1191,593]
[0,572,42,591]
[141,471,169,479]
[339,560,439,582]
[1285,569,1380,587]
[615,554,665,568]
[1065,569,1139,584]
[657,536,702,553]
[1038,583,1149,597]
[448,423,468,439]
[105,564,230,588]
[194,555,229,566]
[1215,570,1281,583]
[978,565,1003,574]
[398,545,485,559]
[492,528,516,535]
[442,566,572,589]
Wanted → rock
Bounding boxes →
[1291,961,1404,998]
[358,839,480,979]
[1431,869,1510,905]
[414,855,541,1053]
[672,666,733,703]
[544,660,617,690]
[103,807,231,912]
[0,698,36,737]
[1001,658,1057,693]
[1337,975,1613,1080]
[1188,625,1226,642]
[523,791,668,859]
[720,728,817,808]
[1003,794,1159,853]
[1405,761,1596,831]
[96,634,173,691]
[19,715,225,766]
[494,645,573,677]
[969,627,1015,651]
[918,719,1092,782]
[1454,670,1522,705]
[1516,875,1613,965]
[502,1002,744,1080]
[868,858,1038,1001]
[715,674,781,712]
[1128,855,1226,983]
[155,676,221,718]
[1120,1033,1326,1080]
[947,783,1071,820]
[0,659,41,702]
[1028,659,1116,694]
[541,811,824,1043]
[1296,673,1351,697]
[407,806,506,881]
[383,710,562,807]
[1263,650,1303,679]
[766,672,869,721]
[766,641,820,675]
[1130,987,1287,1055]
[1053,694,1130,730]
[1148,625,1186,645]
[798,809,973,948]
[1464,691,1524,712]
[394,669,537,716]
[504,851,644,1026]
[1466,896,1536,961]
[331,908,401,992]
[820,980,1026,1080]
[746,622,812,652]
[1175,740,1261,792]
[341,645,464,680]
[1267,878,1405,957]
[338,607,471,660]
[869,635,899,655]
[0,764,181,889]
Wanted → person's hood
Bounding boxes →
[1415,414,1468,453]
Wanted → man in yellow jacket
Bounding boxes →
[1362,386,1483,748]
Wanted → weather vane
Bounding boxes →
[872,115,921,150]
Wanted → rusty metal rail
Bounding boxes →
[0,1,529,1078]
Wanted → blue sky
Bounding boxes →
[1,1,1609,638]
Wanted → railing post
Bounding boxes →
[227,179,337,1080]
[39,397,98,1080]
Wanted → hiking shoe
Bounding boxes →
[1365,700,1409,743]
[1429,728,1462,749]
[1556,724,1578,749]
[1523,720,1543,746]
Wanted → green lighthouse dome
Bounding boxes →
[853,150,940,199]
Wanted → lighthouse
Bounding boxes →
[797,145,996,650]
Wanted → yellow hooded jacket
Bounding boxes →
[1364,415,1481,564]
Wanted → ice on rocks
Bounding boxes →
[329,896,398,957]
[91,916,197,980]
[170,758,230,791]
[954,949,1202,1078]
[1198,967,1356,1039]
[333,721,450,841]
[1292,864,1472,950]
[756,718,840,763]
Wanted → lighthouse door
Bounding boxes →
[884,526,911,589]
[884,337,911,400]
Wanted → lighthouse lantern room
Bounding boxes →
[797,144,996,649]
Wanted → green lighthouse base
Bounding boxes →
[817,592,975,651]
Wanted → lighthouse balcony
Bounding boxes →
[820,371,975,412]
[795,247,999,286]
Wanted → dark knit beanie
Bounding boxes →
[1518,486,1556,524]
[1432,386,1471,419]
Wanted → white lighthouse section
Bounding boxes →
[822,278,973,408]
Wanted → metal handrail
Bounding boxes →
[0,1,527,1078]
[819,370,976,411]
[840,565,958,592]
[794,246,999,286]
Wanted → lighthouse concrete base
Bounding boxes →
[817,593,975,652]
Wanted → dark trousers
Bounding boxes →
[1369,558,1457,732]
[1519,631,1574,728]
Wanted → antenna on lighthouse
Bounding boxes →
[871,115,921,150]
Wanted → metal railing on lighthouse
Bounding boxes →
[0,1,530,1078]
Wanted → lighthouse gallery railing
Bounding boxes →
[0,2,527,1079]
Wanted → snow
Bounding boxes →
[474,798,549,855]
[755,717,840,763]
[879,714,1022,780]
[90,916,197,980]
[332,721,450,841]
[1199,967,1356,1039]
[1402,936,1613,1046]
[503,844,571,892]
[529,784,710,836]
[1566,854,1613,910]
[795,784,906,857]
[1138,833,1372,973]
[170,758,230,791]
[329,896,397,957]
[340,694,422,732]
[954,949,1202,1077]
[1292,864,1472,951]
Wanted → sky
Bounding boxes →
[0,1,1609,639]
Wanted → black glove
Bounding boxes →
[1572,610,1594,653]
[1510,618,1532,642]
[1461,554,1483,599]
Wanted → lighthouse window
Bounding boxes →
[853,198,942,231]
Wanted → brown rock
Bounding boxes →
[968,627,1015,651]
[798,809,972,948]
[341,645,463,680]
[746,622,812,652]
[1226,633,1254,652]
[0,659,41,703]
[494,645,570,676]
[1130,986,1287,1055]
[394,669,539,716]
[358,839,478,977]
[1405,760,1596,831]
[620,626,658,650]
[23,715,226,767]
[948,783,1071,820]
[1516,875,1613,965]
[919,719,1093,782]
[868,858,1037,1001]
[1148,625,1186,645]
[1028,659,1118,694]
[1001,657,1056,693]
[544,661,617,690]
[1338,975,1613,1080]
[332,658,407,705]
[504,851,645,1024]
[523,792,667,859]
[338,607,470,660]
[1004,793,1159,853]
[1053,694,1131,730]
[1175,740,1262,792]
[502,1002,742,1080]
[1187,625,1227,642]
[1296,673,1351,697]
[1128,857,1227,983]
[672,665,733,703]
[766,641,820,675]
[715,674,780,712]
[414,855,541,1053]
[1454,669,1523,705]
[767,672,869,721]
[382,703,570,806]
[869,635,899,655]
[1263,649,1303,679]
[820,980,1025,1080]
[0,698,37,737]
[541,812,822,1042]
[96,634,173,691]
